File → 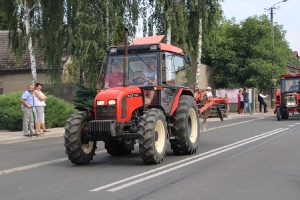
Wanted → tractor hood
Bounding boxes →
[94,86,144,122]
[95,86,142,104]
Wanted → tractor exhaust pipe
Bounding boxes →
[123,28,129,87]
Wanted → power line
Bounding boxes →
[243,0,264,8]
[277,7,300,28]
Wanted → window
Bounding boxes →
[0,82,3,94]
[281,79,300,92]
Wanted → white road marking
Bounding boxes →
[207,118,264,131]
[0,150,107,175]
[90,128,287,192]
[288,125,295,127]
[106,128,289,192]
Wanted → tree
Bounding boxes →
[62,0,141,87]
[0,10,8,30]
[0,0,65,85]
[209,15,297,89]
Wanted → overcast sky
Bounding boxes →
[221,0,300,52]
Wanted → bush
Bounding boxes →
[72,84,97,110]
[0,92,77,131]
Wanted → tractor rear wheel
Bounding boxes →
[170,95,200,155]
[104,139,134,156]
[276,107,281,121]
[139,109,167,164]
[64,111,96,165]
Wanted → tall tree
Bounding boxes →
[209,15,298,89]
[0,10,8,30]
[146,0,223,57]
[0,0,65,85]
[63,0,141,87]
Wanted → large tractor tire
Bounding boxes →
[64,111,96,165]
[170,95,200,155]
[104,139,134,156]
[139,109,167,164]
[276,107,281,121]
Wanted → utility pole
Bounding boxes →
[265,0,288,49]
[270,7,274,49]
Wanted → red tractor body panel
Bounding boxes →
[94,86,143,122]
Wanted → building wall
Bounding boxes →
[199,63,215,89]
[191,56,215,90]
[0,71,47,93]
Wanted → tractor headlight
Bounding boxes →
[97,100,104,105]
[286,101,296,107]
[108,99,116,105]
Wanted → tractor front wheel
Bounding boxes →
[64,111,96,165]
[139,109,167,164]
[276,107,281,121]
[170,95,200,155]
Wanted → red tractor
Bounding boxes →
[274,74,300,121]
[64,31,200,165]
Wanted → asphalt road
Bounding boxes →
[0,114,300,200]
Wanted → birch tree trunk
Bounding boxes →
[24,0,37,86]
[166,13,171,44]
[195,18,202,91]
[166,22,171,44]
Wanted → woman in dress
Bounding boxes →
[237,88,244,114]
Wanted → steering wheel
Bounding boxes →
[131,76,148,85]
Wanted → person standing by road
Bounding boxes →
[258,90,268,113]
[33,82,47,135]
[242,87,252,115]
[20,85,35,137]
[237,88,244,114]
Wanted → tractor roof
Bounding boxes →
[107,35,184,55]
[131,35,183,55]
[280,74,300,79]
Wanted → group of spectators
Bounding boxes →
[238,88,268,115]
[20,83,49,137]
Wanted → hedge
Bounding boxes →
[0,92,77,131]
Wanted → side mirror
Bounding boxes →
[97,59,103,71]
[184,53,192,64]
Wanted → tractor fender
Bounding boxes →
[169,88,194,116]
[74,107,95,119]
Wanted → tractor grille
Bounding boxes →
[96,105,116,120]
[89,120,115,137]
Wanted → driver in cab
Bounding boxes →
[132,60,157,105]
[140,60,157,86]
[104,63,123,89]
[289,80,299,91]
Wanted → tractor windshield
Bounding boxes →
[102,52,158,89]
[281,78,300,92]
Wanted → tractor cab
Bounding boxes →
[97,35,192,116]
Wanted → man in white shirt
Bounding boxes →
[258,90,268,113]
[206,86,213,98]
